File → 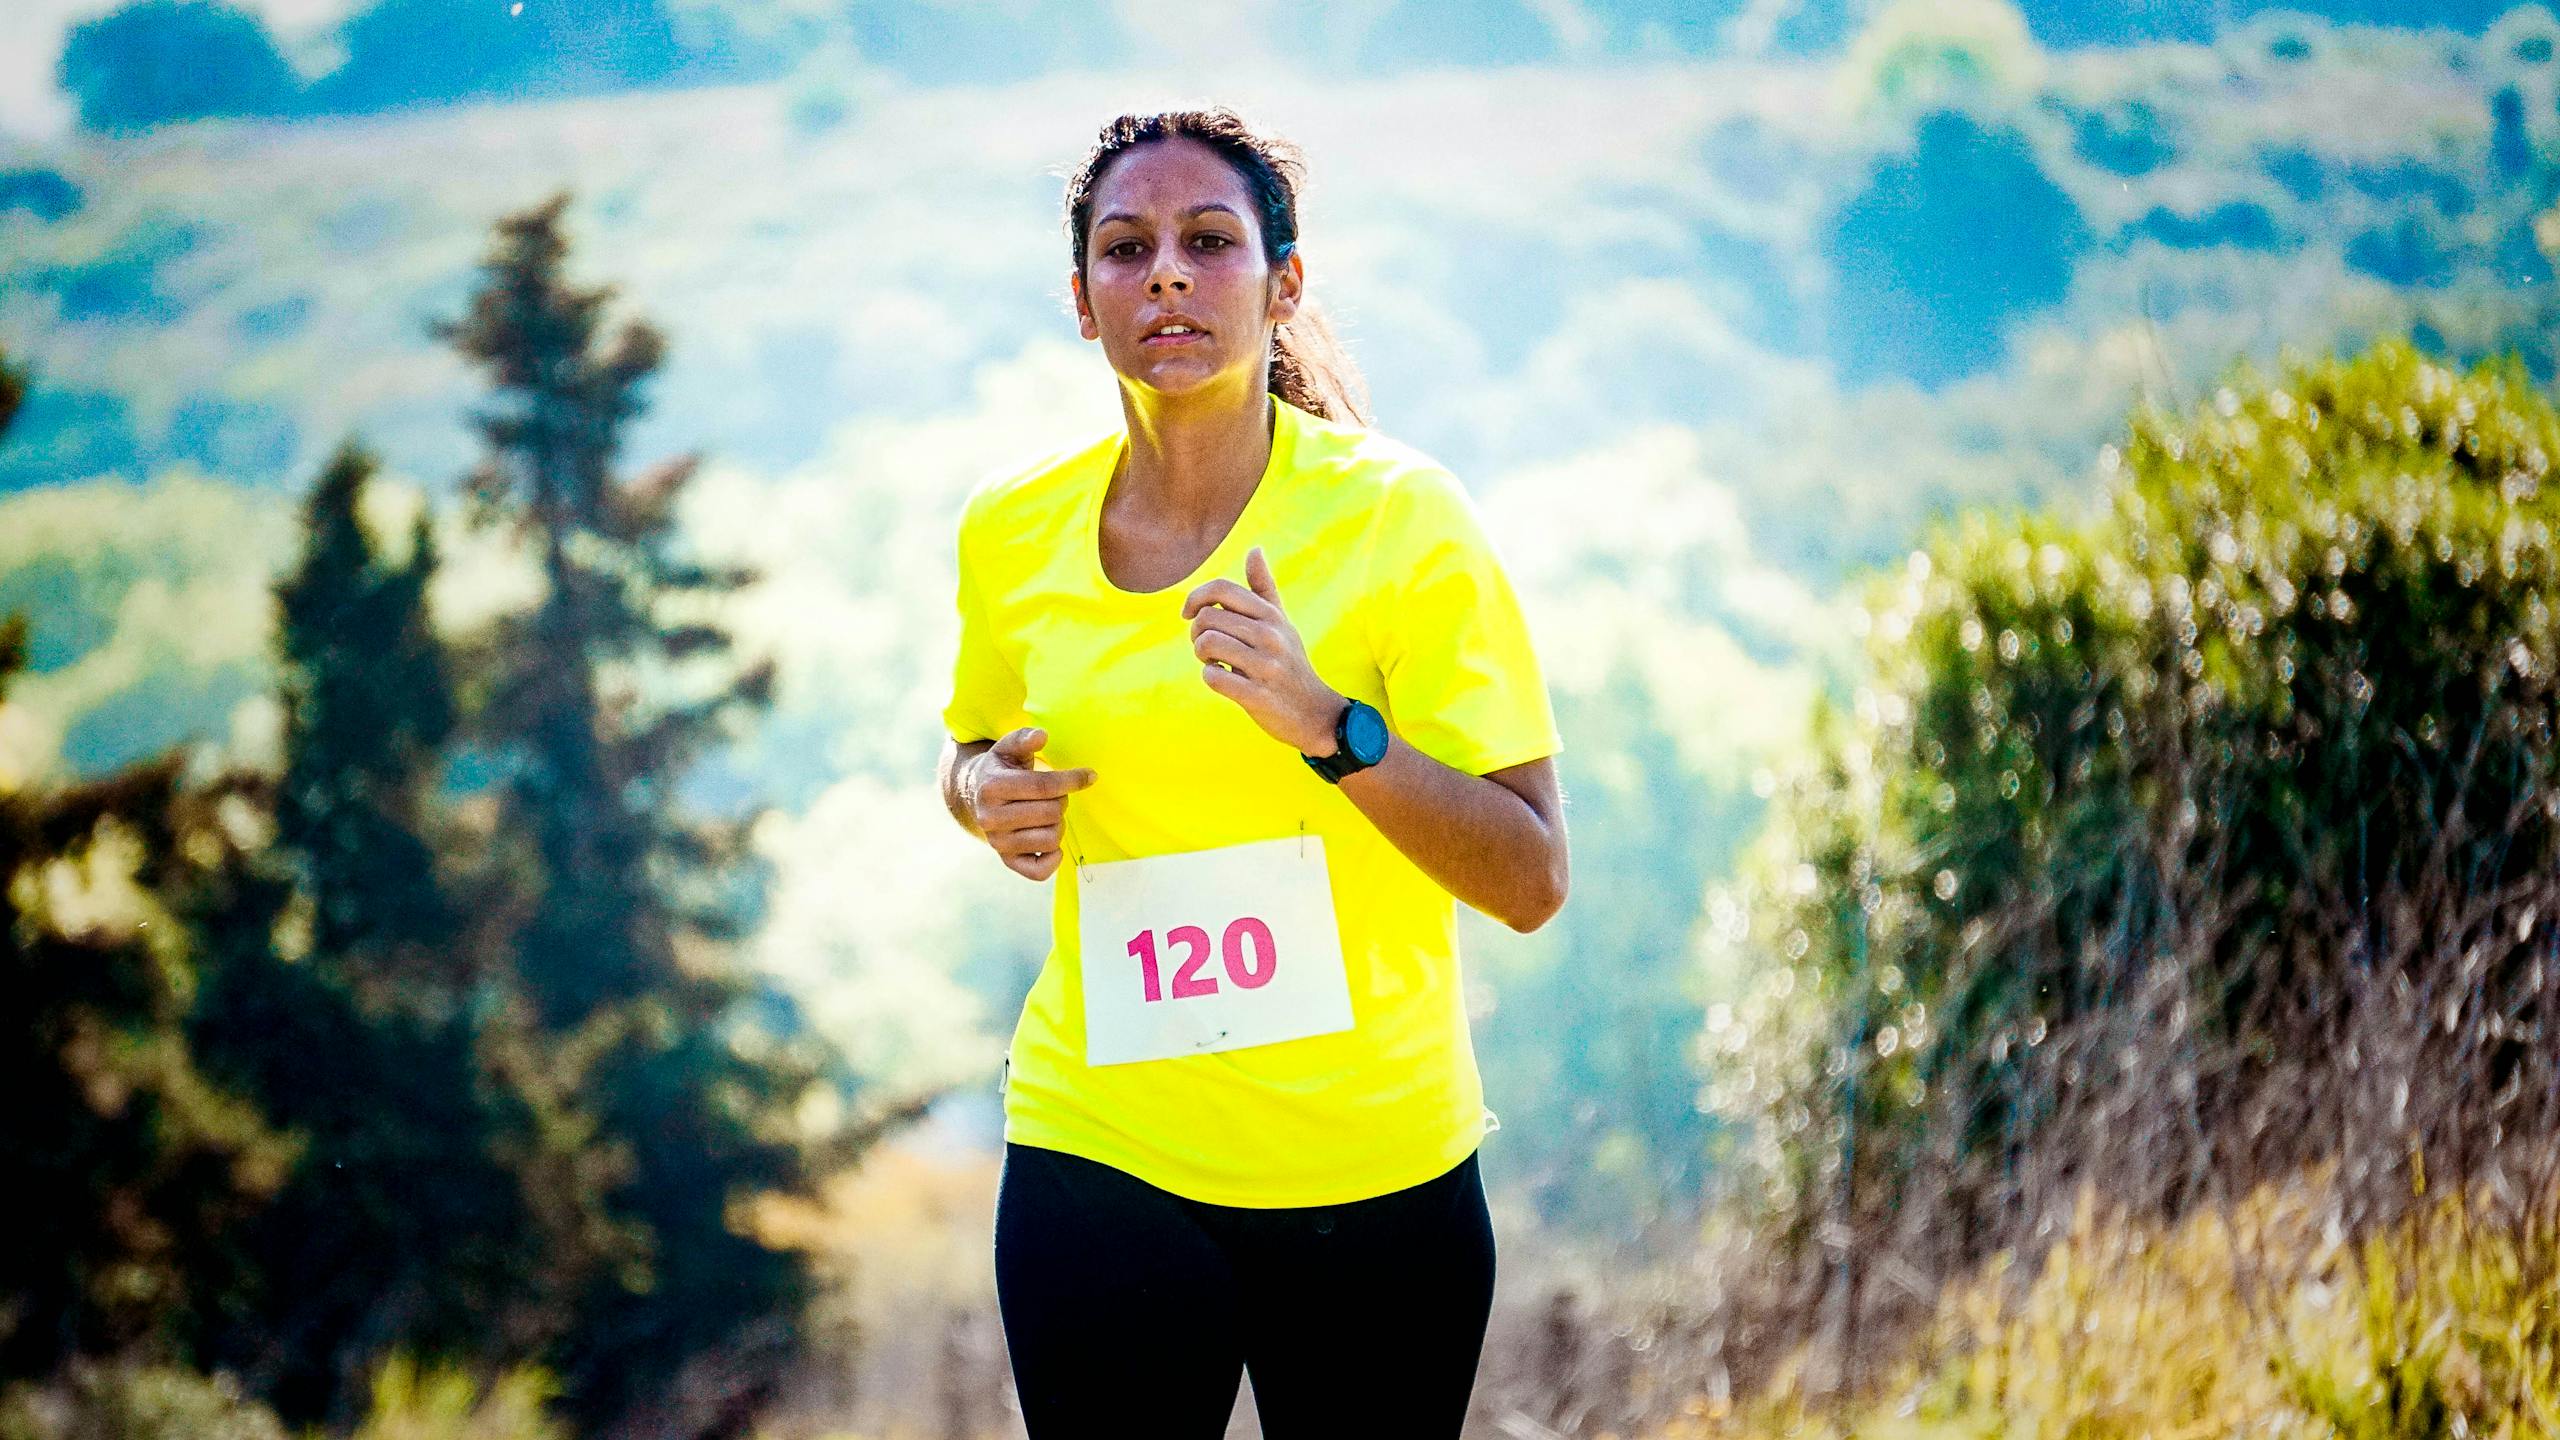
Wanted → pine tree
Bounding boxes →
[272,439,467,1012]
[433,191,823,1434]
[437,191,779,1034]
[175,437,603,1429]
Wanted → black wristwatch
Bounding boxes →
[1303,698,1389,784]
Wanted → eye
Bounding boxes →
[1196,234,1231,250]
[1105,240,1140,259]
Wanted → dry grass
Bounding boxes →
[1622,1155,2560,1440]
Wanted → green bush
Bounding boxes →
[1706,338,2560,1365]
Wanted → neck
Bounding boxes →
[1111,379,1276,529]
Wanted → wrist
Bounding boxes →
[955,748,993,826]
[1302,689,1348,757]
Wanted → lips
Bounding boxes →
[1142,317,1209,346]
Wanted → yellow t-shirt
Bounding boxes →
[941,392,1562,1207]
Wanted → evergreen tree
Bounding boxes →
[434,191,825,1434]
[175,438,601,1429]
[274,440,466,1011]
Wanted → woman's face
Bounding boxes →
[1074,136,1302,401]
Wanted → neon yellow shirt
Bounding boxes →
[942,392,1562,1207]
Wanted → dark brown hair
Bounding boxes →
[1063,107,1373,427]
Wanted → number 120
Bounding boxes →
[1127,917,1278,1002]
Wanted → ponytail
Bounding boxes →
[1270,288,1371,427]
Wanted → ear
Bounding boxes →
[1072,270,1098,342]
[1267,248,1305,329]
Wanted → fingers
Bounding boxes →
[1192,627,1269,679]
[1001,848,1064,882]
[979,726,1094,799]
[978,798,1066,839]
[972,728,1094,881]
[992,814,1065,881]
[1189,607,1278,654]
[997,822,1062,853]
[978,763,1097,802]
[1180,577,1278,624]
[1206,546,1284,614]
[990,726,1047,765]
[1244,545,1282,606]
[1189,600,1289,688]
[981,796,1070,880]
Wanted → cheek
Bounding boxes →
[1087,275,1144,330]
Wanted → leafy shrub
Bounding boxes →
[1706,338,2560,1377]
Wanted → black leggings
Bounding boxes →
[992,1141,1497,1438]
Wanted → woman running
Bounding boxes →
[937,105,1569,1438]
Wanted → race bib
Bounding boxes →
[1076,833,1356,1066]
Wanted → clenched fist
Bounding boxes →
[962,726,1098,882]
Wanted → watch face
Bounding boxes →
[1345,701,1390,764]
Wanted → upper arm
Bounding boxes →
[1366,469,1563,776]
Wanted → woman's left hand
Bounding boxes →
[1184,546,1346,756]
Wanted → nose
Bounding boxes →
[1147,248,1190,295]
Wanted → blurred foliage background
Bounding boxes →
[8,1,2560,1436]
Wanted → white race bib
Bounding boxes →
[1075,833,1356,1067]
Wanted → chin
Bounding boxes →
[1123,364,1234,397]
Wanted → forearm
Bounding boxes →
[1334,730,1565,933]
[939,737,994,838]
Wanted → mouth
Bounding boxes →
[1143,329,1208,347]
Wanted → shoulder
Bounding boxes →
[956,427,1117,554]
[1281,401,1471,527]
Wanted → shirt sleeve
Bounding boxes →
[941,498,1023,745]
[1363,466,1563,776]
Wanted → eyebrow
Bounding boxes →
[1095,203,1244,230]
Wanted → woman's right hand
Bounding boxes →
[961,727,1098,882]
